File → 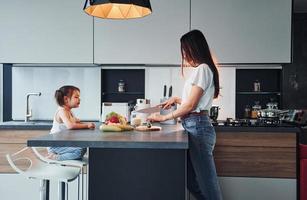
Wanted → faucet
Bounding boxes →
[25,92,41,122]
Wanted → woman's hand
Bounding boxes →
[160,97,179,109]
[147,113,166,122]
[87,123,96,129]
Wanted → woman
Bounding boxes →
[147,29,223,200]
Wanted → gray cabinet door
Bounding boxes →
[191,0,292,64]
[94,0,190,64]
[0,0,93,63]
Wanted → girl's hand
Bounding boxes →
[75,118,81,123]
[160,97,178,109]
[147,113,166,122]
[87,123,95,129]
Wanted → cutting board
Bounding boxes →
[135,125,162,132]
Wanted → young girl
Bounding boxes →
[48,85,95,161]
[148,30,223,200]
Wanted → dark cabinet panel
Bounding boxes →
[101,69,145,103]
[283,14,307,109]
[236,69,282,118]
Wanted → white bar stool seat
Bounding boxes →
[6,147,81,200]
[32,147,88,200]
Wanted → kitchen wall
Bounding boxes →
[12,66,101,121]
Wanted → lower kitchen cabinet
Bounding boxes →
[209,130,297,200]
[214,131,296,178]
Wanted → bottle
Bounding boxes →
[118,80,125,93]
[244,105,251,118]
[254,80,261,92]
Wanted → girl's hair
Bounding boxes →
[180,29,220,98]
[55,85,80,106]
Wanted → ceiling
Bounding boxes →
[294,0,307,13]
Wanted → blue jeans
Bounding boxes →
[48,147,86,161]
[182,115,223,200]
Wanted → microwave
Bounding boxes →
[101,102,130,122]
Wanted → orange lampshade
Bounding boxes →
[84,0,152,19]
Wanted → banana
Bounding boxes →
[99,124,122,132]
[99,124,134,132]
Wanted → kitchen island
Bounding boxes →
[26,123,300,200]
[28,124,188,200]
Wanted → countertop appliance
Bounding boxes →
[131,99,151,125]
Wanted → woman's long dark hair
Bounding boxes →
[180,29,220,98]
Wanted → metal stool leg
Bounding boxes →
[78,175,80,200]
[81,167,84,200]
[58,182,66,200]
[66,182,68,200]
[39,179,49,200]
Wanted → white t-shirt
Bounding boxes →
[181,63,215,112]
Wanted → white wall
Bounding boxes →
[12,67,101,121]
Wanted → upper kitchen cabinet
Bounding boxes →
[94,0,189,64]
[191,0,292,64]
[0,0,93,63]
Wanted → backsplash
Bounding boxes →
[12,67,101,121]
[10,65,236,121]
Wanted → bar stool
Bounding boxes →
[6,147,81,200]
[32,147,88,200]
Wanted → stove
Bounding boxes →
[212,118,294,127]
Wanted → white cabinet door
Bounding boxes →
[94,0,190,64]
[0,0,93,63]
[191,0,292,63]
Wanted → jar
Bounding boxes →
[244,105,251,118]
[118,80,125,93]
[253,80,261,92]
[251,101,261,119]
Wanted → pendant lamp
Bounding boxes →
[84,0,152,19]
